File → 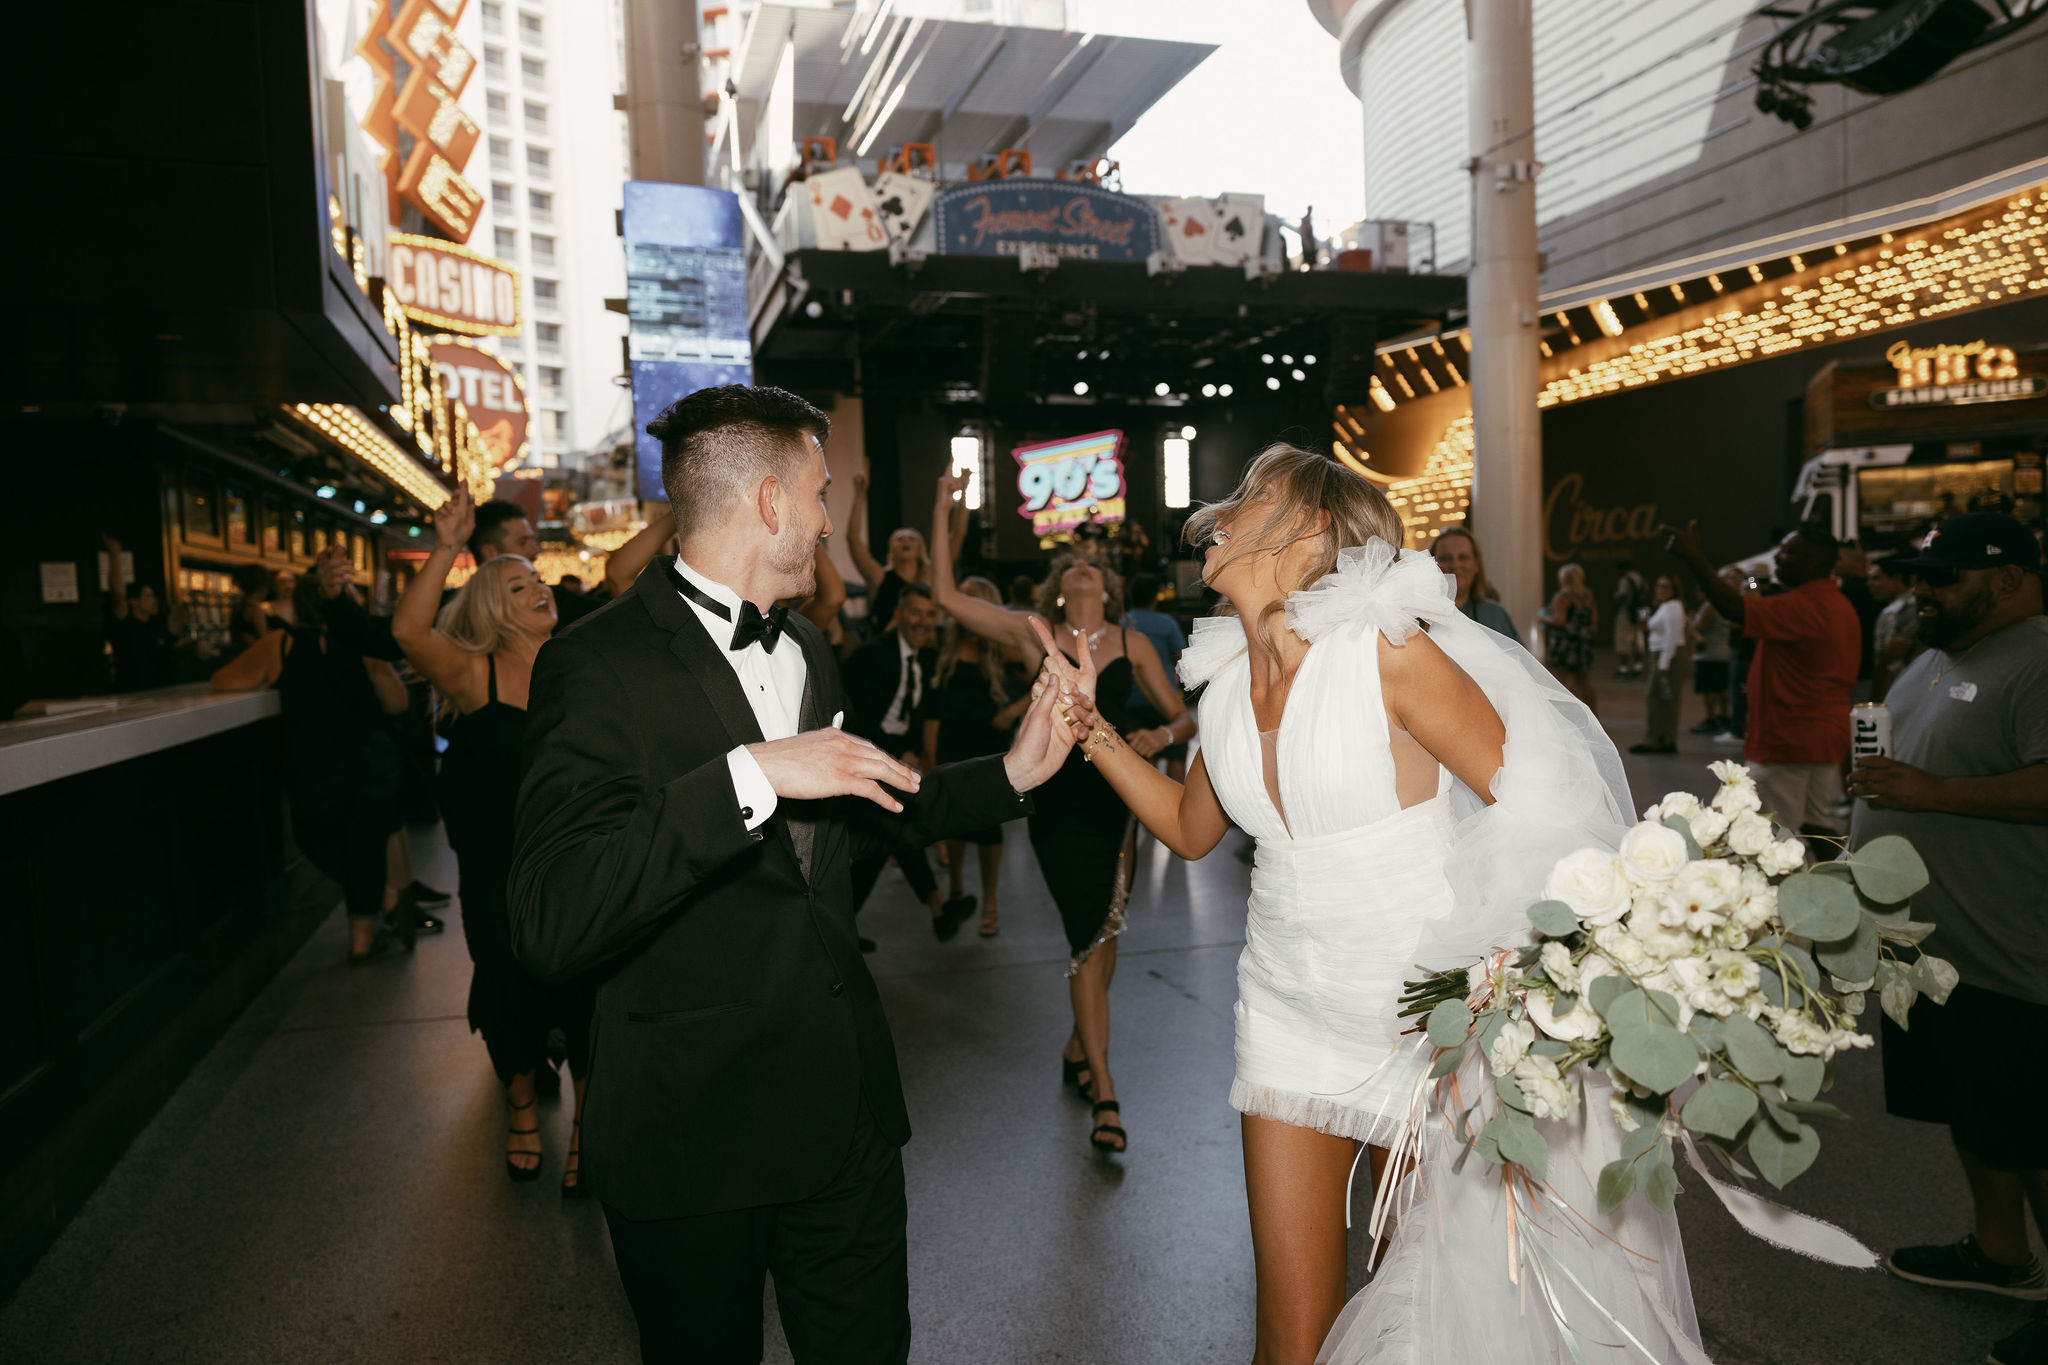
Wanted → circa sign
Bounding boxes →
[933,182,1159,263]
[1014,430,1127,537]
[1871,339,2044,409]
[389,234,522,336]
[428,337,531,471]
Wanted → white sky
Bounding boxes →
[1073,0,1366,229]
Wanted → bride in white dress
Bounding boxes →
[1034,444,1705,1364]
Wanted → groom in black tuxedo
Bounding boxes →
[509,385,1076,1365]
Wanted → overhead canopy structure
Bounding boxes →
[728,2,1216,178]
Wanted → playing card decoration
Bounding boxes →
[1207,193,1266,268]
[1157,197,1217,267]
[806,166,889,252]
[872,170,935,245]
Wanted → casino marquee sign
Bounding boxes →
[1870,339,2047,409]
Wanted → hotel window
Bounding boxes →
[484,46,507,80]
[536,322,561,349]
[533,278,559,305]
[490,135,512,173]
[481,0,503,32]
[528,189,553,221]
[493,227,518,258]
[519,11,544,42]
[526,145,551,179]
[539,365,564,397]
[524,100,548,135]
[531,233,556,265]
[486,91,508,125]
[492,181,514,213]
[538,410,563,442]
[521,55,545,88]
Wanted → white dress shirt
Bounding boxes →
[674,556,809,831]
[878,632,923,738]
[1645,598,1688,671]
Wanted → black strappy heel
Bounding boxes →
[561,1117,585,1199]
[506,1097,542,1183]
[1063,1055,1094,1101]
[1090,1101,1126,1153]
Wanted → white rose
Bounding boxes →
[1713,781,1763,817]
[1593,923,1650,972]
[1542,848,1633,927]
[1709,759,1754,789]
[1758,836,1808,878]
[1709,921,1750,952]
[1771,1009,1831,1057]
[1732,868,1778,933]
[1687,807,1732,848]
[1662,859,1742,934]
[1726,810,1775,858]
[1527,987,1603,1043]
[1540,940,1580,992]
[1650,791,1703,823]
[1512,1054,1574,1122]
[1692,949,1760,1016]
[1627,905,1699,964]
[1489,1018,1535,1078]
[1619,822,1690,888]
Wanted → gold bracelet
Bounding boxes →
[1080,719,1122,763]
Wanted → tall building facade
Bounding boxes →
[475,0,631,468]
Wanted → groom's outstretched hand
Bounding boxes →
[749,729,922,813]
[1002,662,1091,793]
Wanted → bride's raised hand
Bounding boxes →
[1028,616,1096,702]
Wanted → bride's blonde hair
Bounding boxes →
[1184,442,1403,652]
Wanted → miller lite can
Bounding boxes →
[1851,702,1891,760]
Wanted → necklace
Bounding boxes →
[1927,639,1977,692]
[1081,624,1109,651]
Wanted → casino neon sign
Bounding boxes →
[1014,430,1126,537]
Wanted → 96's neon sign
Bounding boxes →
[1013,429,1127,537]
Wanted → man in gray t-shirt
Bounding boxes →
[1845,513,2048,1334]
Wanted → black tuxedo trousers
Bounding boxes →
[510,564,1028,1361]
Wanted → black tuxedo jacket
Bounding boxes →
[509,562,1029,1220]
[841,634,936,751]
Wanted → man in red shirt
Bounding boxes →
[1663,521,1862,843]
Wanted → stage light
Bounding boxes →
[1163,437,1191,509]
[1073,381,1089,396]
[369,510,389,524]
[353,499,366,513]
[1076,349,1088,360]
[1098,350,1109,360]
[1180,424,1196,439]
[1281,354,1293,365]
[1154,382,1170,396]
[409,525,423,537]
[1266,376,1281,390]
[1200,383,1217,397]
[1304,354,1317,365]
[805,300,824,318]
[1219,383,1234,396]
[1291,368,1306,381]
[949,433,984,510]
[1261,353,1274,364]
[316,485,336,499]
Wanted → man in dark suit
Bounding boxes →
[840,582,973,938]
[509,385,1078,1365]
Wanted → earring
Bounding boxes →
[1056,595,1066,607]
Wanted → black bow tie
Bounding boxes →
[668,562,789,653]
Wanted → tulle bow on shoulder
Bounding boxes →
[1175,615,1248,690]
[1282,538,1456,646]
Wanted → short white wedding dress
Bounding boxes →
[1180,540,1708,1365]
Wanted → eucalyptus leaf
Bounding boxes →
[1718,1013,1785,1083]
[1625,1090,1667,1129]
[1814,911,1881,984]
[1779,1053,1824,1103]
[1662,814,1705,860]
[1687,1014,1726,1047]
[1597,1159,1639,1214]
[1495,1114,1550,1179]
[1760,1087,1799,1135]
[1620,1119,1662,1163]
[1553,992,1578,1016]
[1426,999,1474,1049]
[1531,1040,1572,1059]
[1758,937,1820,986]
[1611,1024,1699,1094]
[1844,834,1930,904]
[1783,1099,1848,1120]
[1872,913,1938,945]
[1681,1079,1760,1141]
[1477,1009,1509,1052]
[1528,899,1581,938]
[1874,959,1899,989]
[1880,974,1919,1029]
[1474,1118,1504,1167]
[1452,1134,1477,1175]
[1841,991,1866,1017]
[1828,974,1875,994]
[1778,872,1863,943]
[1430,1048,1464,1079]
[1497,1074,1528,1110]
[1747,1118,1821,1188]
[1644,1159,1681,1213]
[1701,1139,1758,1182]
[1588,973,1632,1018]
[1911,954,1960,1006]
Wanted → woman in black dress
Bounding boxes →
[393,489,594,1191]
[929,474,1194,1152]
[211,547,414,962]
[921,576,1034,937]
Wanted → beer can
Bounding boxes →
[1851,702,1891,759]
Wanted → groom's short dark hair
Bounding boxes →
[650,385,830,538]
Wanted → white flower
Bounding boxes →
[1759,836,1808,878]
[1609,1090,1640,1132]
[1540,940,1580,992]
[1489,1018,1536,1078]
[1661,859,1742,934]
[1649,791,1703,823]
[1627,905,1699,964]
[1709,760,1755,789]
[1691,949,1761,1016]
[1732,868,1778,933]
[1828,1028,1874,1059]
[1640,957,1706,1029]
[1619,822,1690,888]
[1542,848,1633,927]
[1687,807,1732,848]
[1593,923,1650,972]
[1513,1054,1574,1121]
[1726,810,1775,858]
[1709,921,1751,952]
[1713,781,1763,817]
[1528,986,1604,1043]
[1770,1009,1831,1057]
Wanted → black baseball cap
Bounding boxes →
[1892,512,2042,574]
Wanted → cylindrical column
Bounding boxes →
[1465,0,1543,636]
[624,0,706,186]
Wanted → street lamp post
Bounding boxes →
[624,0,706,186]
[1465,0,1543,634]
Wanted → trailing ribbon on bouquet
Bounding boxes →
[1676,1132,1879,1268]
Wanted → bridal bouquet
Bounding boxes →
[1400,760,1956,1216]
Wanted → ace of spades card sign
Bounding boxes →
[1207,193,1266,268]
[871,170,935,245]
[806,166,888,252]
